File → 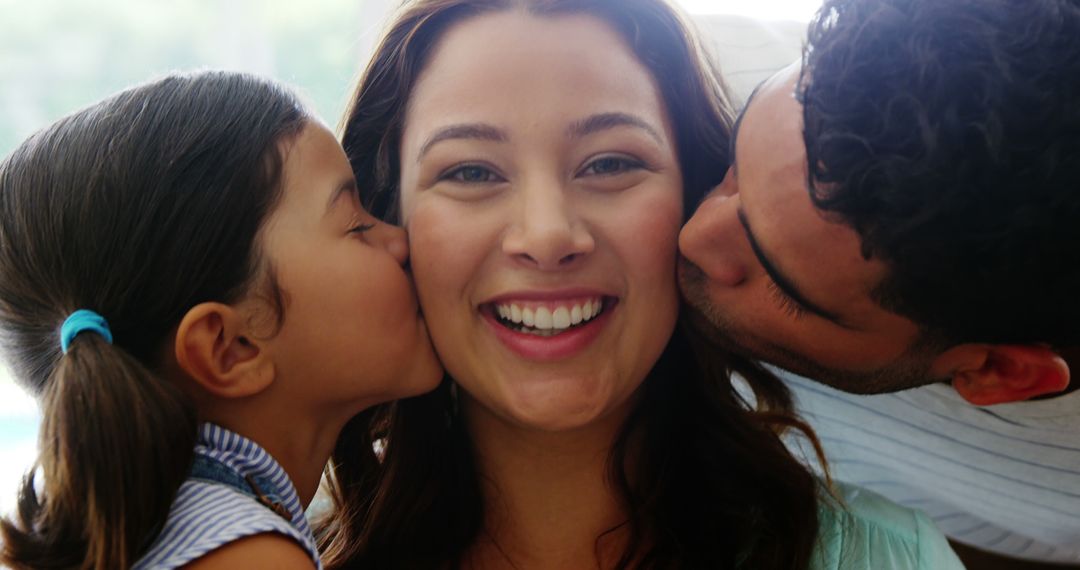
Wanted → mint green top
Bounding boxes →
[810,483,965,569]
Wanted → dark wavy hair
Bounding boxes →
[318,1,825,568]
[0,71,307,569]
[800,0,1080,347]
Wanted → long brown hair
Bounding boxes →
[0,72,307,569]
[320,1,824,567]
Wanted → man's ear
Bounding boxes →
[931,344,1069,405]
[174,302,275,399]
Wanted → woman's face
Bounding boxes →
[399,11,683,431]
[259,122,442,413]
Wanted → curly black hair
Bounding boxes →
[800,0,1080,347]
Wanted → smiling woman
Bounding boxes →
[398,12,684,434]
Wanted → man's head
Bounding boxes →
[679,0,1080,404]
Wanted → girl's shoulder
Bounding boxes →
[132,479,318,570]
[811,481,965,570]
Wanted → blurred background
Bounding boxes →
[0,0,822,514]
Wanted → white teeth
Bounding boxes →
[493,297,606,334]
[534,307,553,330]
[552,307,571,329]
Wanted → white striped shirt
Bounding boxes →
[134,424,322,569]
[781,371,1080,564]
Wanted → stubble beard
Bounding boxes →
[677,257,941,394]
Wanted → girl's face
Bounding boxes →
[399,11,683,431]
[258,122,441,413]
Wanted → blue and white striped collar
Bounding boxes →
[195,423,315,541]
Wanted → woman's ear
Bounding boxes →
[174,302,275,399]
[931,344,1070,406]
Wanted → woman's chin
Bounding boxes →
[485,382,629,434]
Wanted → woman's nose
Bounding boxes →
[501,181,594,270]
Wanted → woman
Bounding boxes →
[318,1,963,568]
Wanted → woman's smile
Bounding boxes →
[481,290,618,360]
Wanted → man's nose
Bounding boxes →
[679,172,749,287]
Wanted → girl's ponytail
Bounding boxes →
[1,332,196,569]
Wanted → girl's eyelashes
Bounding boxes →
[766,279,808,320]
[348,222,375,235]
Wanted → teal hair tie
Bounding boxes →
[60,310,113,353]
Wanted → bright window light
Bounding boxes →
[675,0,822,21]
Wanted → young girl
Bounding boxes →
[0,71,441,569]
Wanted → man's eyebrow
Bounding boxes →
[730,81,766,177]
[566,112,663,145]
[325,178,359,215]
[418,123,508,161]
[736,206,849,326]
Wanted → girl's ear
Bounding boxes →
[932,343,1069,405]
[174,302,275,399]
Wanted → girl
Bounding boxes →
[0,71,441,569]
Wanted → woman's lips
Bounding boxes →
[481,295,617,360]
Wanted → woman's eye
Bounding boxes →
[442,164,502,184]
[580,156,643,177]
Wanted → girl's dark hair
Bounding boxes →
[319,1,824,568]
[0,71,308,569]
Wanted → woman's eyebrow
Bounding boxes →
[417,123,508,162]
[565,112,663,145]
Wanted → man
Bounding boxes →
[679,0,1080,567]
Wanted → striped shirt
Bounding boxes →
[781,371,1080,564]
[134,423,322,569]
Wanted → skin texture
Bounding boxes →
[398,10,683,567]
